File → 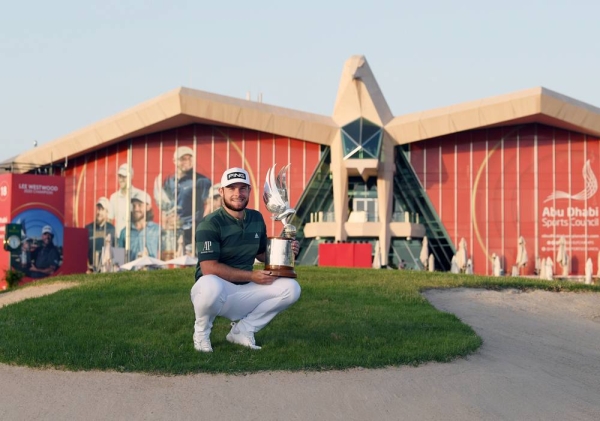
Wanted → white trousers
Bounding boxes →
[190,275,301,335]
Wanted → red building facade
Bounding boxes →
[5,56,600,278]
[411,123,600,276]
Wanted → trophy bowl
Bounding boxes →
[263,164,297,278]
[265,237,296,278]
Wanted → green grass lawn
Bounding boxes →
[0,266,598,374]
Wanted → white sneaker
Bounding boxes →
[193,333,213,352]
[226,322,261,350]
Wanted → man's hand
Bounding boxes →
[200,260,279,285]
[251,270,278,285]
[29,264,55,275]
[292,240,300,257]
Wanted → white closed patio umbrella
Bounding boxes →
[535,256,542,276]
[492,253,502,277]
[539,257,546,280]
[585,258,593,285]
[420,237,429,270]
[428,253,435,272]
[465,258,473,275]
[516,236,528,274]
[372,240,381,269]
[511,265,519,277]
[556,236,569,276]
[450,255,460,274]
[545,257,554,280]
[456,238,468,272]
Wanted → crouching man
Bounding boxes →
[190,167,301,352]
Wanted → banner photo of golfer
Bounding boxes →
[64,124,321,263]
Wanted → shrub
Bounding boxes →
[4,269,25,288]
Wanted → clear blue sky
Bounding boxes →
[1,0,598,161]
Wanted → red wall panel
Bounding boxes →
[195,126,214,180]
[516,126,537,276]
[470,130,489,273]
[412,123,600,276]
[487,127,505,269]
[568,131,586,274]
[319,243,372,268]
[440,136,456,237]
[455,133,472,244]
[424,138,441,212]
[501,128,520,272]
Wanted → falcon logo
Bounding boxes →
[227,172,247,181]
[544,159,598,202]
[255,233,259,239]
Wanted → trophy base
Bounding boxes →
[264,265,297,278]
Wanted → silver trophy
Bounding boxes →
[263,164,297,278]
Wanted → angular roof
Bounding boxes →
[385,87,600,143]
[5,56,600,173]
[5,88,338,172]
[332,55,394,127]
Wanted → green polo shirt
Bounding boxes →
[195,207,267,281]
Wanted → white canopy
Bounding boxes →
[165,255,198,266]
[121,255,167,271]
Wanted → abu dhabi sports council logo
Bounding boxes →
[541,159,599,229]
[544,159,598,203]
[227,172,247,181]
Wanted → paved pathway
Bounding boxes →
[1,288,599,420]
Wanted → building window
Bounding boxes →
[348,176,378,221]
[352,198,378,222]
[341,118,382,160]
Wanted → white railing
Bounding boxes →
[309,211,420,223]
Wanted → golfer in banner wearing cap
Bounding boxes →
[190,167,301,352]
[86,197,116,270]
[109,164,142,237]
[118,190,160,260]
[155,146,211,248]
[29,225,61,278]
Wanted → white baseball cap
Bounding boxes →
[221,168,250,187]
[118,164,133,177]
[96,197,110,209]
[174,146,194,160]
[131,190,152,205]
[41,225,53,235]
